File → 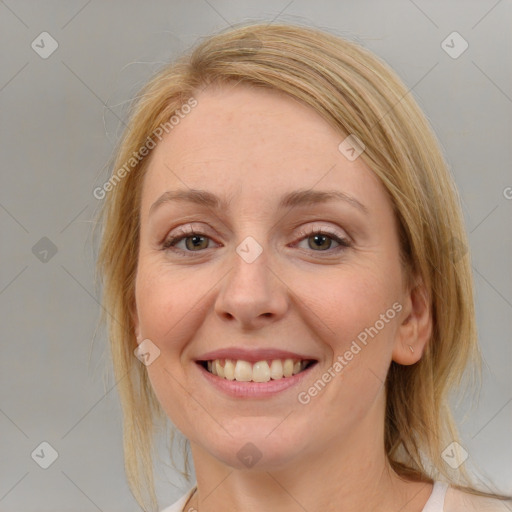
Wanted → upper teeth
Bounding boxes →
[206,358,310,382]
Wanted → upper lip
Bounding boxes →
[195,347,318,363]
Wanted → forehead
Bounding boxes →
[140,84,386,217]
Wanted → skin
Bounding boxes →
[132,83,433,512]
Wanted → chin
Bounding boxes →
[201,422,310,471]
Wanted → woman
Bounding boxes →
[95,22,512,512]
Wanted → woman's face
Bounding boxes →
[132,83,423,470]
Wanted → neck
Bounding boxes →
[186,394,433,512]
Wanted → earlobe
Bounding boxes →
[392,282,432,365]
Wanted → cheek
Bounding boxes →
[302,273,399,416]
[312,267,400,398]
[315,266,399,343]
[134,265,205,433]
[135,263,197,343]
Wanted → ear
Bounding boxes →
[392,280,432,365]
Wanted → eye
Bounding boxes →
[161,226,216,256]
[292,226,351,254]
[161,224,352,257]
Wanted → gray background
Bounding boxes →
[1,1,511,510]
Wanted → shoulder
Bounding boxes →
[444,486,512,512]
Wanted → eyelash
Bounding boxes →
[161,225,352,258]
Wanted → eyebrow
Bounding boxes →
[149,188,369,216]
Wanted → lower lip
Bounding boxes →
[195,362,317,399]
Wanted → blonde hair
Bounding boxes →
[94,21,509,511]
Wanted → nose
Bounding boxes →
[214,246,289,330]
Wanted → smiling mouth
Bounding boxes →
[197,358,317,382]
